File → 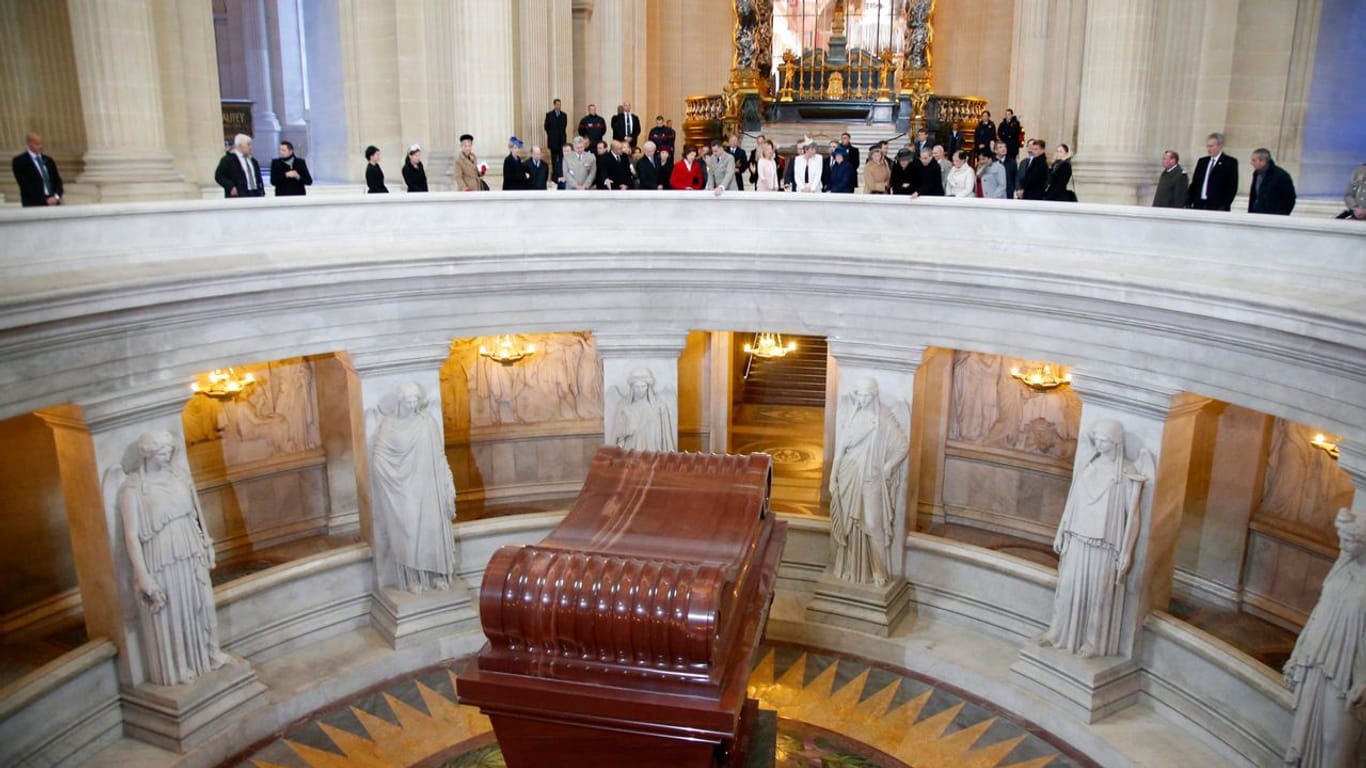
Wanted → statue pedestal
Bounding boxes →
[120,656,267,753]
[371,585,475,650]
[1009,643,1141,724]
[805,570,911,637]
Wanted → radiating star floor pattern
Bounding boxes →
[231,645,1093,768]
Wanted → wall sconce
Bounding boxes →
[1311,433,1341,460]
[191,368,256,399]
[479,335,536,365]
[1009,363,1072,392]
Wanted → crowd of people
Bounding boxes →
[10,102,1366,220]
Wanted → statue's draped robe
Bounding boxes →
[613,393,676,452]
[1042,453,1143,656]
[830,403,907,586]
[122,470,220,686]
[1284,557,1365,767]
[372,409,457,591]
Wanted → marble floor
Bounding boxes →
[229,643,1093,768]
[730,403,826,517]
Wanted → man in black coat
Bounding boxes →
[974,111,997,156]
[635,141,664,190]
[1247,148,1296,215]
[600,140,634,189]
[544,99,568,181]
[578,104,607,148]
[1186,132,1238,211]
[523,145,550,190]
[994,141,1017,198]
[10,131,63,206]
[270,141,313,196]
[999,109,1023,160]
[724,134,748,191]
[1016,139,1049,200]
[214,133,264,198]
[946,122,965,155]
[647,116,675,157]
[610,102,642,147]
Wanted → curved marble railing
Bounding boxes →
[1,193,1363,451]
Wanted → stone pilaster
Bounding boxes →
[594,331,689,452]
[239,0,281,155]
[588,0,648,131]
[806,340,925,637]
[419,0,458,190]
[453,0,516,181]
[313,354,367,537]
[350,344,475,649]
[1338,441,1366,518]
[910,347,954,531]
[338,1,401,184]
[66,0,198,202]
[1072,0,1158,205]
[571,0,594,119]
[1012,369,1221,723]
[39,384,265,751]
[707,332,733,453]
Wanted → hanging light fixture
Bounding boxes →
[744,332,797,359]
[1310,433,1341,460]
[191,368,256,399]
[1009,362,1072,392]
[479,334,536,365]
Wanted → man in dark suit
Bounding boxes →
[10,131,62,206]
[946,122,965,156]
[999,109,1023,161]
[544,98,568,181]
[912,128,931,156]
[838,132,859,171]
[610,102,642,147]
[724,134,748,191]
[994,141,1017,198]
[974,111,997,156]
[601,140,633,189]
[578,104,607,148]
[1247,148,1296,216]
[1187,132,1238,211]
[635,141,664,190]
[1016,139,1049,200]
[1152,150,1188,208]
[270,141,313,196]
[502,137,530,190]
[524,145,550,190]
[214,133,264,198]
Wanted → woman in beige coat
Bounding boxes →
[863,145,890,194]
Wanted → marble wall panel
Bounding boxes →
[0,413,78,626]
[194,454,330,565]
[1240,522,1336,630]
[1257,418,1355,543]
[948,351,1081,462]
[942,449,1071,542]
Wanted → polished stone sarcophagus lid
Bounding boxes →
[458,447,787,767]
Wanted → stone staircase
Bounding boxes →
[739,334,829,407]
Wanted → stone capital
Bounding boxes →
[826,339,926,374]
[592,330,690,359]
[76,381,194,433]
[348,343,453,378]
[1338,440,1366,490]
[1067,368,1186,420]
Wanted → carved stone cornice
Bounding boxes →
[1068,368,1186,421]
[826,339,926,374]
[592,330,689,359]
[349,343,453,377]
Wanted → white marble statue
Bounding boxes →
[1038,419,1152,658]
[370,382,458,592]
[829,378,909,587]
[1283,507,1366,768]
[610,368,676,452]
[107,430,229,686]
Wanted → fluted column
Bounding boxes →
[1072,0,1158,205]
[152,0,225,191]
[572,0,593,116]
[421,0,457,190]
[453,0,516,181]
[241,0,281,154]
[338,1,401,184]
[67,0,197,202]
[517,0,575,153]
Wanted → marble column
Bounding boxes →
[572,0,594,119]
[1012,370,1219,723]
[240,0,282,155]
[517,0,578,149]
[707,332,733,453]
[40,385,265,751]
[350,345,475,649]
[452,0,516,183]
[589,0,649,131]
[338,1,401,184]
[419,0,458,190]
[270,0,310,152]
[66,0,199,202]
[806,340,923,637]
[151,0,225,191]
[594,331,688,453]
[1072,0,1158,205]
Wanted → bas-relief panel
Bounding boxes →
[941,351,1080,541]
[1257,418,1355,541]
[181,358,331,563]
[442,334,605,510]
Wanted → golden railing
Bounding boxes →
[777,49,898,103]
[683,94,727,148]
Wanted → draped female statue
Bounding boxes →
[1283,508,1366,768]
[829,378,908,587]
[610,368,676,452]
[110,430,229,686]
[370,381,458,592]
[1038,419,1151,658]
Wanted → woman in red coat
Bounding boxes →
[670,146,705,190]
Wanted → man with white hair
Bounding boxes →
[214,133,263,198]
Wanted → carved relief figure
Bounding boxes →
[1283,508,1366,768]
[610,368,677,452]
[108,430,229,686]
[1038,419,1152,658]
[272,362,318,451]
[949,351,999,441]
[1261,419,1356,533]
[370,382,458,592]
[444,333,604,431]
[829,378,909,587]
[949,352,1080,460]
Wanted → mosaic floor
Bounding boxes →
[231,645,1093,768]
[730,404,826,517]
